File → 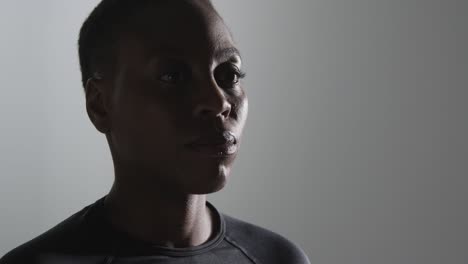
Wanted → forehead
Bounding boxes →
[119,0,237,62]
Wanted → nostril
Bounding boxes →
[196,106,230,120]
[193,99,231,119]
[220,105,231,118]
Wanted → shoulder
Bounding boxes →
[0,201,104,264]
[222,213,310,264]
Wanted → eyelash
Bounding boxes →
[222,66,246,82]
[236,69,247,80]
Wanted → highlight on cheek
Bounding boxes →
[229,90,248,120]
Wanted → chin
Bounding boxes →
[191,179,227,195]
[182,164,231,195]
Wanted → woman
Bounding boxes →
[1,0,310,263]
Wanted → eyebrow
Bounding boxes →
[146,45,242,64]
[215,47,242,62]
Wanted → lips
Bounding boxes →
[189,131,236,146]
[186,131,238,157]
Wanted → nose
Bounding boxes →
[193,78,231,120]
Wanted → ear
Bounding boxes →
[85,77,111,134]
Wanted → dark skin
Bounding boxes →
[84,1,248,248]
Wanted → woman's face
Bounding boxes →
[105,1,248,195]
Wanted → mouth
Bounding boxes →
[186,142,238,157]
[185,131,238,157]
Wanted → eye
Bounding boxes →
[215,64,246,89]
[155,61,191,86]
[158,71,185,84]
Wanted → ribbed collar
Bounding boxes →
[84,195,226,257]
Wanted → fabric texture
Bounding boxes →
[0,196,310,264]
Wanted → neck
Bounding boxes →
[104,176,214,248]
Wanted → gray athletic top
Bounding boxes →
[0,196,310,264]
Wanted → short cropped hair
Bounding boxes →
[78,0,155,90]
[78,0,218,91]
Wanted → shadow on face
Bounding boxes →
[102,0,249,195]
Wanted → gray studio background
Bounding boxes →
[1,0,467,263]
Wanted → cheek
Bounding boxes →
[110,96,182,162]
[240,96,249,120]
[232,90,248,121]
[230,92,248,137]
